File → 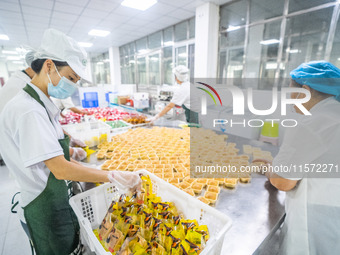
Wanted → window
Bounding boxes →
[136,37,147,53]
[91,52,110,85]
[164,46,173,84]
[218,0,339,89]
[220,0,247,30]
[148,53,161,85]
[281,7,334,77]
[330,15,340,68]
[120,44,135,84]
[288,0,335,13]
[189,17,195,39]
[148,31,161,49]
[119,18,194,85]
[250,0,284,23]
[176,46,187,66]
[220,28,245,48]
[175,21,188,42]
[137,57,147,84]
[163,27,173,45]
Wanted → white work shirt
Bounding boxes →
[0,70,31,114]
[0,83,64,209]
[273,97,340,255]
[51,97,75,111]
[171,81,200,112]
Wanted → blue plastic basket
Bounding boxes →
[84,92,98,101]
[82,100,98,108]
[105,92,113,102]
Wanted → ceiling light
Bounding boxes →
[12,61,24,64]
[97,61,104,65]
[7,56,21,60]
[226,25,241,32]
[338,58,340,61]
[78,42,93,48]
[260,39,280,45]
[103,59,110,62]
[178,53,187,57]
[163,41,173,46]
[2,50,18,54]
[121,0,157,11]
[88,29,110,37]
[265,63,278,70]
[0,34,9,40]
[287,49,300,54]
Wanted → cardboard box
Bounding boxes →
[117,96,129,105]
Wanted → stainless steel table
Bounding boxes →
[81,128,285,255]
[217,134,285,255]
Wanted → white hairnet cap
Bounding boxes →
[32,28,91,82]
[25,51,35,67]
[172,65,189,82]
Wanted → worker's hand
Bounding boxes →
[146,114,160,125]
[71,147,87,161]
[107,171,142,192]
[252,159,272,165]
[70,137,87,148]
[252,159,272,175]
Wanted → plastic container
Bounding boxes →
[105,120,132,134]
[69,169,232,255]
[63,121,111,147]
[109,92,118,104]
[82,99,99,108]
[84,92,98,101]
[261,121,279,137]
[133,92,149,109]
[82,92,99,108]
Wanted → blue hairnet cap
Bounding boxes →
[290,61,340,101]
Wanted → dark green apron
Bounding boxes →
[182,104,199,124]
[22,84,80,255]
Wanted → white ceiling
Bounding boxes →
[0,0,233,53]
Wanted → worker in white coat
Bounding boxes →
[0,57,35,114]
[0,53,86,159]
[254,61,340,255]
[0,29,140,255]
[150,65,199,124]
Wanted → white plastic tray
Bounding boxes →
[63,121,112,147]
[69,170,232,255]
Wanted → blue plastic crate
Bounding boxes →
[82,99,98,108]
[105,92,112,102]
[84,92,98,101]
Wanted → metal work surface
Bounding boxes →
[81,127,285,255]
[218,133,285,255]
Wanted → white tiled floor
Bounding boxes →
[0,165,31,255]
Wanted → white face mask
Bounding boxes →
[290,92,301,113]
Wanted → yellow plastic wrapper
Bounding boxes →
[105,227,124,253]
[84,146,96,157]
[180,239,202,255]
[171,229,185,241]
[94,174,210,254]
[141,175,153,200]
[185,230,204,249]
[98,216,113,241]
[152,241,166,255]
[195,225,210,242]
[181,219,198,234]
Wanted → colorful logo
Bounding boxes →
[196,82,223,106]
